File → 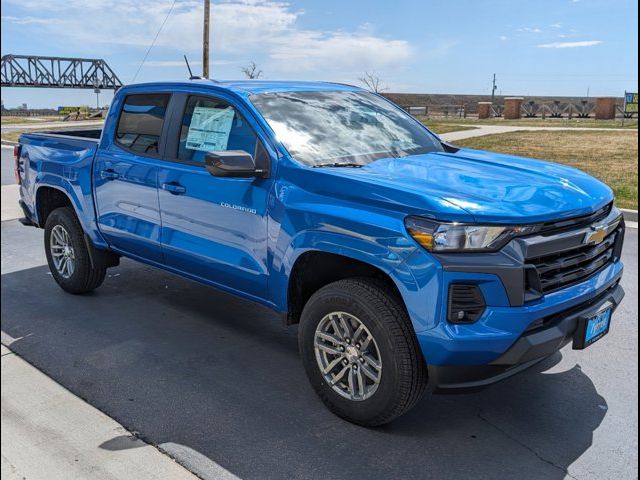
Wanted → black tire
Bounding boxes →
[299,278,428,426]
[44,207,106,294]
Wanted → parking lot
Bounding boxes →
[0,141,637,480]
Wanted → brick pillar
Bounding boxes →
[478,102,492,119]
[595,97,617,120]
[503,97,524,119]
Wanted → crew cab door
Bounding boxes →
[156,93,274,299]
[93,92,170,263]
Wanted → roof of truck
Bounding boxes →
[125,79,364,95]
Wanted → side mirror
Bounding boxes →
[204,150,266,178]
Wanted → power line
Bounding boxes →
[131,0,178,83]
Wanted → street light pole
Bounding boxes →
[491,73,497,105]
[203,0,210,78]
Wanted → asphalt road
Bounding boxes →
[1,216,637,480]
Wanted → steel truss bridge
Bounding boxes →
[1,55,122,90]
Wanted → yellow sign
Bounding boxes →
[624,92,638,114]
[57,106,90,115]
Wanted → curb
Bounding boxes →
[621,209,638,223]
[1,140,18,146]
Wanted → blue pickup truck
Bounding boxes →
[16,80,625,426]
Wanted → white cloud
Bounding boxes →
[143,60,236,67]
[518,27,543,33]
[2,0,413,75]
[0,15,62,25]
[144,60,200,68]
[537,40,603,48]
[269,32,411,71]
[550,23,563,28]
[499,35,508,41]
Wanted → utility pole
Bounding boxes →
[491,73,497,104]
[203,0,210,78]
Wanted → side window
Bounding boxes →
[178,95,258,163]
[116,93,170,155]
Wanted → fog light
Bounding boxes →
[448,284,486,323]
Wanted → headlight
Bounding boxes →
[405,216,537,252]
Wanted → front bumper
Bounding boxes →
[428,281,625,392]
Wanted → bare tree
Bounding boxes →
[359,72,387,93]
[241,61,263,79]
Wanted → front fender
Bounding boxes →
[270,228,444,334]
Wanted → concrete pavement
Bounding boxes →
[1,344,200,480]
[439,124,637,142]
[2,146,16,185]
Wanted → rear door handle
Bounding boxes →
[161,182,186,195]
[100,169,119,181]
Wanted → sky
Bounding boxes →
[1,0,638,108]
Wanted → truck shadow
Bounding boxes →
[1,259,607,480]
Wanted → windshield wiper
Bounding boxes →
[312,163,363,168]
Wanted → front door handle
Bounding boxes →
[161,182,186,195]
[100,169,119,181]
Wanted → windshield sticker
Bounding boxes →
[185,106,235,152]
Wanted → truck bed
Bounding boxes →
[17,129,102,232]
[22,128,102,141]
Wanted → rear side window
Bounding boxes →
[177,95,258,163]
[116,94,170,155]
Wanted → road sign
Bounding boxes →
[57,106,89,115]
[624,92,638,114]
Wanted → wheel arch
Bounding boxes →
[284,250,406,326]
[37,186,119,270]
[35,185,74,227]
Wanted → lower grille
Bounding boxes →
[526,229,619,294]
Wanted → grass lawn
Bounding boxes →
[1,116,64,125]
[2,130,25,143]
[422,117,638,130]
[1,128,58,143]
[418,119,478,135]
[456,130,638,210]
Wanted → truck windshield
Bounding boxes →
[250,90,443,167]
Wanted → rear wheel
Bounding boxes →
[44,207,106,294]
[299,278,428,426]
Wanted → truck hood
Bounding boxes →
[313,148,614,224]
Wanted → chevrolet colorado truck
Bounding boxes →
[16,80,625,426]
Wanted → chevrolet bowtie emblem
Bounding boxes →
[584,225,608,245]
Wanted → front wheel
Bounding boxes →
[44,207,106,294]
[299,278,428,426]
